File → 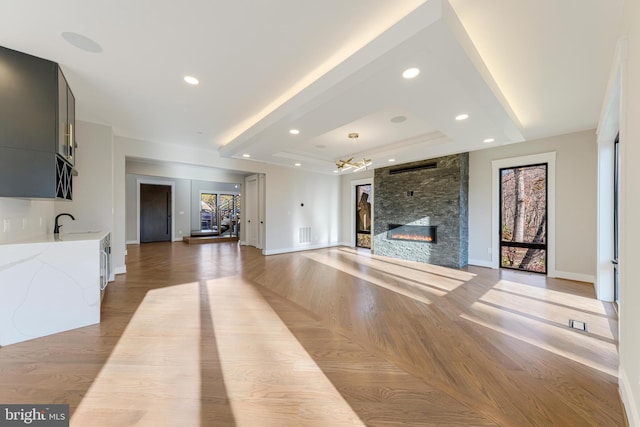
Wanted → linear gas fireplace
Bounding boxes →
[387,224,437,243]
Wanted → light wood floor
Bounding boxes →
[0,242,627,426]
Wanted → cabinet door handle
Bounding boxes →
[69,123,73,158]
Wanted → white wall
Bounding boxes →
[55,121,114,235]
[469,130,597,281]
[263,167,341,254]
[619,0,640,422]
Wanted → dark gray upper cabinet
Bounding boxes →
[0,45,76,199]
[58,68,76,166]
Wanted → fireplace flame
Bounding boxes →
[390,233,433,242]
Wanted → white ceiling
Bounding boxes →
[0,0,625,174]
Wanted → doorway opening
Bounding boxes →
[499,163,548,274]
[355,184,372,249]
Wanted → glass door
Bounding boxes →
[500,164,548,273]
[355,184,372,249]
[200,193,241,237]
[219,194,235,237]
[200,193,217,233]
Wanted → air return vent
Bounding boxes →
[299,227,311,244]
[389,162,437,175]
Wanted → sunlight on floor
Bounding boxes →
[72,282,203,426]
[493,279,609,316]
[461,300,618,377]
[481,282,615,341]
[206,276,365,426]
[303,251,441,303]
[72,278,365,426]
[337,247,477,282]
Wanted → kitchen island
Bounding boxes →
[0,231,111,346]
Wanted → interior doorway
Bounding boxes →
[140,183,172,243]
[499,163,548,274]
[355,184,372,249]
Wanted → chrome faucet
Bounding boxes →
[54,213,75,234]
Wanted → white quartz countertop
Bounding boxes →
[0,230,107,346]
[0,231,109,245]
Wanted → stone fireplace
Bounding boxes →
[373,154,468,268]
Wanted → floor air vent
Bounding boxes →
[569,319,588,332]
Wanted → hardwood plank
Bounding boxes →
[0,242,627,426]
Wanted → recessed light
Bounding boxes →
[333,170,339,173]
[289,129,300,135]
[294,163,301,167]
[483,138,495,143]
[388,158,396,162]
[184,75,199,85]
[402,67,420,79]
[455,113,469,121]
[242,154,250,158]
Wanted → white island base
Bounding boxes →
[0,232,110,346]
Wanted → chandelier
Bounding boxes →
[335,157,372,172]
[335,132,372,172]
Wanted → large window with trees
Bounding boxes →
[500,163,548,273]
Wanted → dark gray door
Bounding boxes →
[140,184,171,243]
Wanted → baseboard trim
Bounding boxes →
[126,240,139,245]
[468,259,493,268]
[554,270,595,284]
[114,266,127,275]
[620,368,639,427]
[263,242,342,255]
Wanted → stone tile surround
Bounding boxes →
[373,154,469,268]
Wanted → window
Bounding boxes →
[499,164,548,273]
